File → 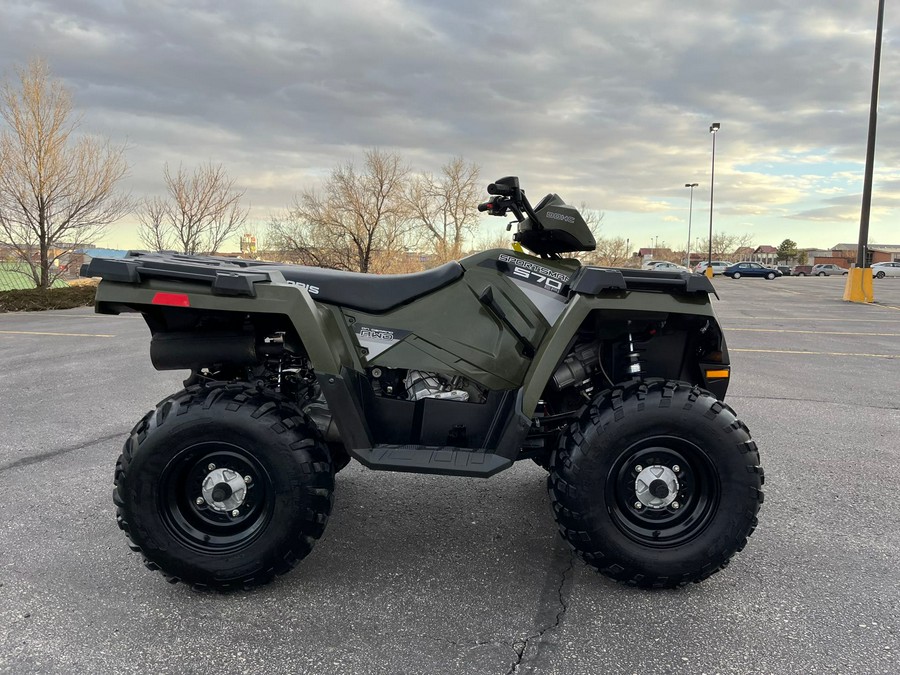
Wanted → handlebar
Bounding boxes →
[487,182,515,197]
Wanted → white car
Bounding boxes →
[648,261,688,272]
[694,260,730,275]
[871,262,900,278]
[641,260,669,270]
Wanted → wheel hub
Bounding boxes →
[201,468,248,512]
[634,465,679,509]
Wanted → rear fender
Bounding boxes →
[96,278,357,375]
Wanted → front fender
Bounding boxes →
[521,291,722,416]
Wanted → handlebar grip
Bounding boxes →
[477,201,493,212]
[487,183,514,197]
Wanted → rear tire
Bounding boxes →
[114,383,334,589]
[876,271,886,279]
[817,272,826,276]
[732,272,741,279]
[796,272,805,276]
[549,380,764,588]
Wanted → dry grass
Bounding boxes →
[0,285,96,312]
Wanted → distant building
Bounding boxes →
[811,243,900,267]
[733,246,754,262]
[750,245,778,265]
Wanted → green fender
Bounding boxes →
[95,277,357,376]
[520,290,718,416]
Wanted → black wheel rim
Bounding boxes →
[605,436,721,548]
[159,441,275,554]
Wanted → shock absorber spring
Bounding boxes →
[625,324,643,381]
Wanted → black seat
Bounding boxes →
[270,261,464,312]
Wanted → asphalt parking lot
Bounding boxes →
[1,275,898,674]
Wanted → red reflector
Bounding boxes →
[152,292,190,307]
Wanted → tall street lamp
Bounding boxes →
[685,182,698,267]
[706,123,720,278]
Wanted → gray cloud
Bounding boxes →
[1,0,897,248]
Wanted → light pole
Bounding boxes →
[685,182,698,268]
[706,123,720,278]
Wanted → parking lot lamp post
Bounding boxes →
[707,123,720,278]
[685,183,698,267]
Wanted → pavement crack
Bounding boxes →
[506,552,575,674]
[0,431,124,474]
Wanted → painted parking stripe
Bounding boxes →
[719,317,900,323]
[730,328,900,336]
[0,330,115,338]
[732,348,897,359]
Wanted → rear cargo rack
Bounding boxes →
[81,253,285,298]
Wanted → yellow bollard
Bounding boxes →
[705,266,714,279]
[843,267,875,303]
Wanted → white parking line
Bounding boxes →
[719,317,900,323]
[730,328,900,336]
[0,330,115,338]
[732,348,897,359]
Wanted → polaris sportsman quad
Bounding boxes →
[83,176,763,590]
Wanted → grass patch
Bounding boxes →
[0,284,97,313]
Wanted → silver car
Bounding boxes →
[694,260,730,275]
[871,262,900,278]
[811,264,848,276]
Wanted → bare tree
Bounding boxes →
[471,229,513,253]
[406,157,480,263]
[589,236,633,267]
[0,59,130,289]
[697,232,755,261]
[268,149,413,273]
[137,196,174,252]
[138,162,248,255]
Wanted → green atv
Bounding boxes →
[84,176,763,590]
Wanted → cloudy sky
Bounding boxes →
[1,0,897,252]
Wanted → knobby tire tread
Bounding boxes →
[548,379,764,589]
[114,382,333,590]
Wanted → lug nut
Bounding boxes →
[231,509,240,517]
[671,501,680,510]
[195,497,205,506]
[244,475,252,484]
[207,463,216,471]
[635,465,643,473]
[634,501,643,510]
[672,465,681,473]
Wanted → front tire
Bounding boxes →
[114,383,334,589]
[817,272,826,276]
[765,272,775,280]
[876,271,886,279]
[549,380,763,588]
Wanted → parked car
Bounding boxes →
[724,262,783,280]
[641,260,669,270]
[694,260,731,275]
[811,264,848,276]
[792,265,813,276]
[871,261,900,278]
[776,265,792,276]
[648,261,688,272]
